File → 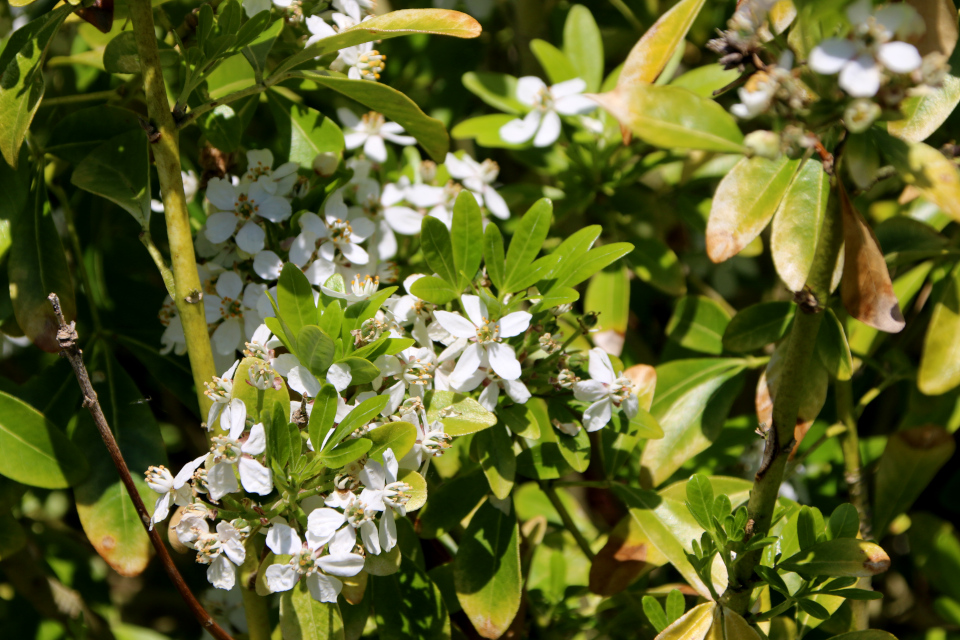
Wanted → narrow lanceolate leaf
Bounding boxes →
[421,217,459,287]
[503,198,552,292]
[876,133,960,222]
[454,501,522,639]
[889,75,960,142]
[483,222,506,291]
[778,538,891,577]
[722,301,796,353]
[771,158,829,291]
[70,346,168,576]
[873,425,956,537]
[279,262,319,338]
[918,263,960,394]
[0,6,71,167]
[615,0,707,89]
[816,309,853,382]
[71,129,152,228]
[653,602,716,640]
[279,580,345,640]
[585,265,630,356]
[839,184,905,333]
[563,4,603,92]
[0,391,88,489]
[450,190,484,290]
[707,155,800,263]
[592,84,746,154]
[9,170,76,353]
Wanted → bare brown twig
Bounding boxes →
[48,293,236,640]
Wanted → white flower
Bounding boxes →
[306,14,386,81]
[274,352,353,396]
[263,523,365,602]
[321,273,380,304]
[374,346,436,400]
[443,153,510,220]
[145,457,205,527]
[499,77,596,147]
[477,371,531,411]
[339,109,416,163]
[204,359,240,430]
[318,191,377,265]
[206,399,273,500]
[731,71,779,119]
[307,490,383,555]
[358,178,436,236]
[334,0,376,20]
[808,0,923,98]
[203,272,266,355]
[204,177,292,253]
[572,348,639,432]
[358,449,410,552]
[241,149,299,197]
[196,521,246,590]
[434,295,532,386]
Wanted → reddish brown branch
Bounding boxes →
[48,293,236,640]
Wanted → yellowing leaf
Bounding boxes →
[654,601,716,640]
[918,262,960,394]
[877,134,960,223]
[771,159,829,291]
[838,184,905,333]
[889,75,960,142]
[616,0,707,89]
[707,156,800,263]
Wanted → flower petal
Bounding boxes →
[583,398,613,432]
[516,76,548,105]
[238,457,273,495]
[207,554,236,590]
[266,523,302,555]
[533,110,561,147]
[878,41,922,73]
[265,563,299,593]
[839,55,882,97]
[241,422,267,455]
[487,342,521,380]
[498,311,531,338]
[236,221,266,254]
[587,347,616,384]
[809,39,857,75]
[253,250,284,280]
[499,111,541,144]
[434,311,478,339]
[306,573,343,603]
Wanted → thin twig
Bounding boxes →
[48,293,235,640]
[542,482,596,560]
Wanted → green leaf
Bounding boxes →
[873,425,956,537]
[102,31,140,73]
[450,114,525,149]
[483,220,506,291]
[0,390,87,489]
[242,18,283,80]
[424,390,497,436]
[503,199,552,292]
[71,129,151,228]
[530,39,578,85]
[323,395,390,453]
[722,301,796,353]
[398,468,427,512]
[548,242,634,292]
[498,402,541,439]
[415,469,488,539]
[299,74,452,161]
[669,64,741,97]
[309,384,340,453]
[827,503,861,540]
[771,158,829,291]
[473,426,516,499]
[665,589,685,623]
[351,337,414,361]
[516,400,568,480]
[454,501,522,639]
[421,216,459,287]
[267,91,345,170]
[563,5,603,92]
[797,598,831,620]
[339,356,379,386]
[585,265,630,350]
[640,359,745,486]
[44,105,142,164]
[876,132,960,223]
[594,84,745,154]
[231,357,290,430]
[919,262,960,394]
[889,74,960,142]
[70,346,167,577]
[367,421,417,463]
[797,506,818,551]
[372,558,450,640]
[816,309,853,381]
[9,169,76,353]
[450,190,484,290]
[828,631,898,640]
[629,237,686,296]
[200,104,244,152]
[114,334,200,417]
[779,538,891,577]
[279,262,319,338]
[614,0,706,88]
[665,295,731,355]
[461,72,524,114]
[0,6,70,167]
[409,276,459,305]
[266,401,295,470]
[320,437,373,469]
[279,580,345,640]
[706,155,801,263]
[601,408,662,477]
[298,325,336,378]
[643,596,670,632]
[684,474,715,533]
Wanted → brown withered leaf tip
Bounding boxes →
[77,0,114,34]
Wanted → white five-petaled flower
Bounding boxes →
[339,109,416,163]
[195,521,246,590]
[203,271,266,355]
[434,295,532,387]
[444,153,510,220]
[241,148,299,197]
[358,449,410,552]
[499,77,597,147]
[204,360,239,429]
[305,15,386,81]
[204,177,292,254]
[145,457,206,527]
[263,523,365,603]
[808,0,923,98]
[321,274,381,304]
[307,489,384,555]
[206,399,272,500]
[573,348,639,432]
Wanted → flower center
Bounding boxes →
[329,218,353,243]
[234,194,259,220]
[532,87,555,112]
[211,435,242,463]
[356,52,386,81]
[220,297,243,319]
[475,318,500,344]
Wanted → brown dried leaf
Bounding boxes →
[839,184,906,333]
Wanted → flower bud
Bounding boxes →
[313,152,340,177]
[744,130,782,159]
[844,99,881,134]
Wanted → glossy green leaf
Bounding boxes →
[9,170,76,353]
[684,474,715,533]
[421,216,459,286]
[0,390,87,489]
[641,359,745,486]
[71,129,151,228]
[829,632,898,640]
[473,426,516,499]
[669,64,741,97]
[416,469,488,539]
[424,391,497,436]
[563,5,603,92]
[451,190,484,290]
[771,158,829,291]
[242,17,283,80]
[547,242,634,292]
[779,538,891,577]
[44,105,141,164]
[279,262,318,338]
[498,402,541,439]
[629,236,686,296]
[483,223,506,291]
[309,384,340,453]
[409,275,459,305]
[323,395,390,453]
[461,72,524,114]
[827,503,861,540]
[279,580,345,640]
[298,325,336,378]
[873,425,956,537]
[530,40,578,85]
[372,557,450,640]
[615,0,706,88]
[320,436,372,469]
[102,31,140,73]
[594,84,745,154]
[503,199,552,292]
[585,265,630,354]
[601,408,662,477]
[722,301,796,353]
[450,114,525,149]
[816,309,853,381]
[556,426,591,474]
[876,132,960,223]
[268,91,345,169]
[707,155,800,263]
[70,346,167,576]
[454,501,522,639]
[919,262,960,394]
[367,421,417,463]
[889,75,960,142]
[0,6,70,167]
[665,295,731,355]
[643,596,670,632]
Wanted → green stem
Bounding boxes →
[176,71,298,129]
[542,482,595,560]
[128,0,217,429]
[140,231,177,298]
[721,190,844,615]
